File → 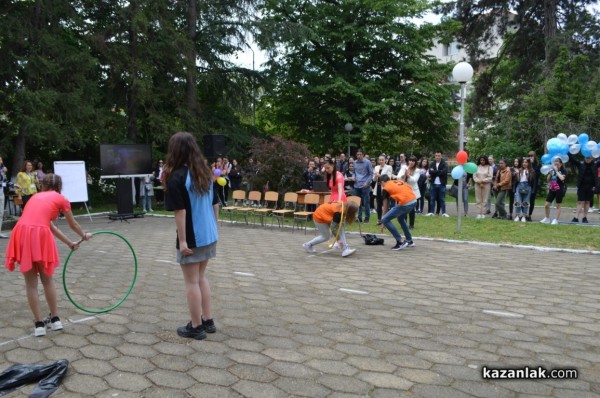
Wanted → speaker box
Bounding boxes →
[116,178,134,215]
[203,135,225,158]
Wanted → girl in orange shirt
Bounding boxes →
[302,201,358,257]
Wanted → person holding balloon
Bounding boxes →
[540,158,567,225]
[452,150,473,216]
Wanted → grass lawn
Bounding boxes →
[72,192,600,252]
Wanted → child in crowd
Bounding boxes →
[303,201,358,257]
[5,174,92,336]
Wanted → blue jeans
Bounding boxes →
[142,195,153,211]
[354,185,371,221]
[382,200,416,242]
[514,182,531,216]
[428,184,446,214]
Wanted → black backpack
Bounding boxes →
[362,234,384,245]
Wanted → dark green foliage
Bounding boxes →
[256,0,459,156]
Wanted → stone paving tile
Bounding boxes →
[1,216,599,397]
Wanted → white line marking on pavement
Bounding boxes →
[339,288,369,295]
[156,260,174,264]
[0,314,104,347]
[234,272,256,277]
[482,310,524,318]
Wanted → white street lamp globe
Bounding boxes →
[452,62,474,83]
[344,122,353,132]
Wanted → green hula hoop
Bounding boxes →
[62,230,138,314]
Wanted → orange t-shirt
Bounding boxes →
[383,180,416,205]
[313,202,342,224]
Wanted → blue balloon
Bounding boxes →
[578,133,589,145]
[581,147,592,157]
[451,165,465,180]
[541,154,552,165]
[559,143,569,155]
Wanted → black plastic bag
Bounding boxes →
[0,359,68,398]
[362,234,384,245]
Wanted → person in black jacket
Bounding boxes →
[573,156,598,223]
[426,151,449,217]
[526,151,541,221]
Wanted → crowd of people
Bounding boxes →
[301,150,600,228]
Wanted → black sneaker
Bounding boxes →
[405,240,415,248]
[572,217,579,223]
[582,217,589,224]
[526,216,532,222]
[202,318,216,334]
[392,241,409,251]
[177,322,207,340]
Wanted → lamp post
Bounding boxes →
[452,61,474,233]
[344,122,353,157]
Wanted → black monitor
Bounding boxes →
[100,144,153,177]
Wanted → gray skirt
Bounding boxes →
[177,242,217,264]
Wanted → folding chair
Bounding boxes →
[293,193,320,234]
[236,191,262,225]
[271,192,298,229]
[323,194,331,204]
[253,191,279,226]
[347,195,363,235]
[221,190,245,225]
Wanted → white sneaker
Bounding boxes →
[342,248,356,257]
[514,216,520,222]
[332,242,340,249]
[425,213,434,216]
[540,218,550,224]
[551,219,558,225]
[521,217,527,223]
[0,233,7,239]
[34,322,46,337]
[302,243,315,253]
[442,213,449,218]
[44,316,63,330]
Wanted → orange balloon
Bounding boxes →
[456,150,468,165]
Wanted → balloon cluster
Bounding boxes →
[214,169,227,186]
[451,150,477,179]
[540,133,600,175]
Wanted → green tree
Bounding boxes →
[0,0,101,174]
[256,0,458,156]
[440,0,600,156]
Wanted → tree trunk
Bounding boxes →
[543,0,557,63]
[11,130,26,179]
[127,0,138,142]
[185,0,198,119]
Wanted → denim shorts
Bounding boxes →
[177,242,217,264]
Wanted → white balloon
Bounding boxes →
[592,148,600,158]
[560,154,569,163]
[567,134,578,145]
[586,140,597,150]
[569,143,581,155]
[540,165,553,175]
[557,133,568,144]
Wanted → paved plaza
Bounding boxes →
[1,215,599,397]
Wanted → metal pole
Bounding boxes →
[348,132,350,158]
[251,48,256,127]
[457,82,466,233]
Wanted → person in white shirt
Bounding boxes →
[399,156,421,229]
[373,156,394,225]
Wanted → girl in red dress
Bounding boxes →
[5,174,91,336]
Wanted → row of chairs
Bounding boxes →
[220,190,362,233]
